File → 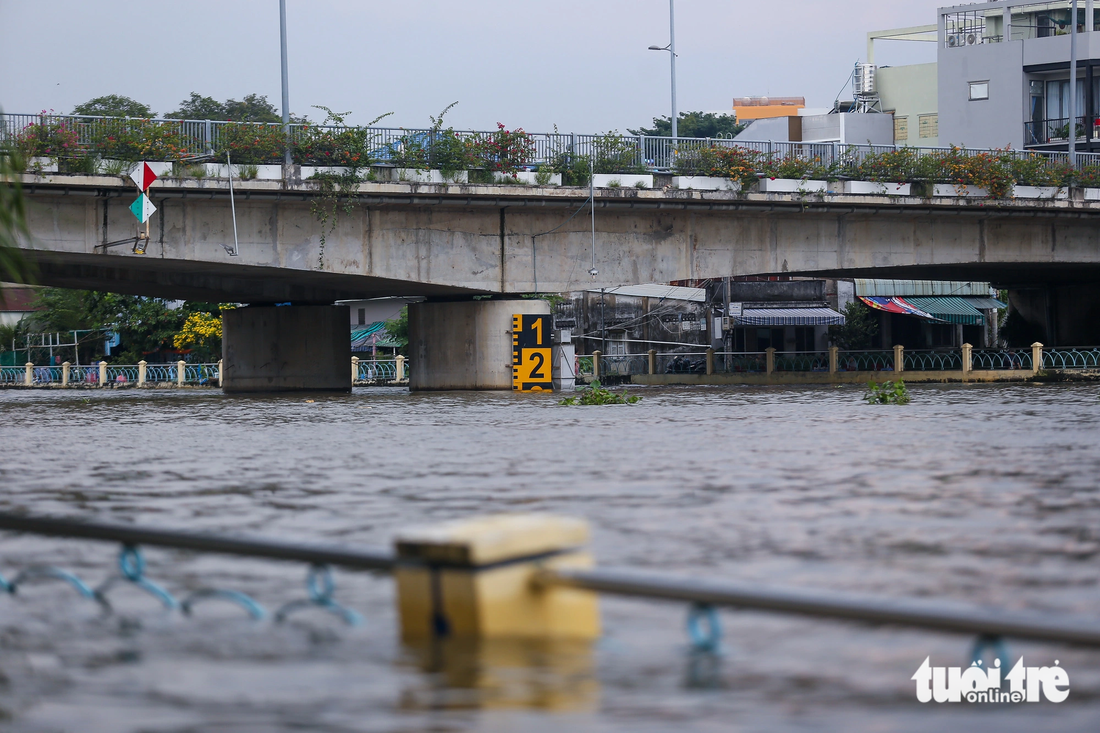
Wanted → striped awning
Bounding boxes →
[736,307,846,326]
[903,297,986,326]
[965,296,1007,310]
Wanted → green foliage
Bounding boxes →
[72,95,154,118]
[629,112,745,139]
[591,131,643,174]
[167,92,286,123]
[0,135,34,287]
[559,380,641,405]
[470,123,535,174]
[864,380,911,405]
[828,301,879,350]
[384,306,409,355]
[27,288,222,363]
[216,122,286,164]
[760,154,835,181]
[309,169,362,269]
[237,164,258,180]
[295,107,392,167]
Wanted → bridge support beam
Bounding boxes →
[222,305,350,393]
[408,299,550,391]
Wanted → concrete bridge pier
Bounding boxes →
[222,305,350,393]
[408,299,551,391]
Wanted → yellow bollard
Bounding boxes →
[138,360,147,387]
[177,360,186,386]
[98,361,107,386]
[396,354,405,381]
[24,362,33,387]
[394,514,600,642]
[61,361,71,387]
[351,355,359,384]
[1031,342,1044,374]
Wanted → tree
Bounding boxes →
[165,92,226,120]
[828,300,879,349]
[629,111,745,139]
[384,306,408,355]
[167,92,291,123]
[72,95,154,118]
[224,94,281,123]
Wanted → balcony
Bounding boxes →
[1024,115,1100,147]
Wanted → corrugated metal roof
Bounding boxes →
[854,280,991,297]
[736,307,845,326]
[588,284,706,302]
[903,297,985,326]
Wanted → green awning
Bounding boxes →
[902,297,986,326]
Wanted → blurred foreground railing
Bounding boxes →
[0,511,1098,659]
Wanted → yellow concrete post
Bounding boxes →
[394,514,600,642]
[396,354,406,381]
[61,361,70,386]
[217,359,223,387]
[961,343,972,374]
[351,355,359,384]
[705,348,715,375]
[1031,342,1043,374]
[138,360,147,387]
[765,347,775,374]
[24,362,33,387]
[828,346,838,374]
[647,349,656,375]
[98,361,107,386]
[177,360,186,386]
[893,344,905,373]
[592,350,602,380]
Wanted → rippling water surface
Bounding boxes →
[0,383,1098,732]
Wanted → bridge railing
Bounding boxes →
[9,112,1100,180]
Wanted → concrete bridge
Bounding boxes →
[15,173,1100,390]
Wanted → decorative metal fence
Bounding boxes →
[971,349,1033,371]
[904,350,963,371]
[354,360,403,382]
[838,351,895,372]
[718,352,768,373]
[1044,347,1100,370]
[145,364,177,383]
[0,367,24,384]
[774,351,830,372]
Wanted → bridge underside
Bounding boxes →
[22,249,482,303]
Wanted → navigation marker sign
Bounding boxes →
[130,194,156,223]
[129,162,158,192]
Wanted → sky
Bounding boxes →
[0,0,946,133]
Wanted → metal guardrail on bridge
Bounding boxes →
[6,112,1100,173]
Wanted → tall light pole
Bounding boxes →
[648,0,678,145]
[280,0,292,168]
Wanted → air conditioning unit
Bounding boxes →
[947,34,962,47]
[966,32,982,45]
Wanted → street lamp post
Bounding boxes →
[648,0,678,154]
[1069,0,1078,166]
[280,0,292,169]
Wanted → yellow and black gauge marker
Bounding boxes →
[512,313,553,392]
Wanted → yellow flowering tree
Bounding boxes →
[173,311,223,361]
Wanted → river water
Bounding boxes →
[0,383,1098,732]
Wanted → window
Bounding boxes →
[918,114,939,139]
[357,308,365,325]
[894,116,909,142]
[969,81,989,101]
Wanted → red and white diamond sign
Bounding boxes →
[129,162,158,192]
